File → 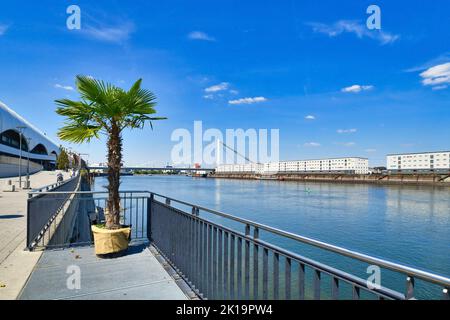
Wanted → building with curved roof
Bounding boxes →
[0,101,60,178]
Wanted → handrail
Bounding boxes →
[27,190,149,195]
[30,172,80,195]
[149,192,450,289]
[25,189,450,289]
[152,198,404,299]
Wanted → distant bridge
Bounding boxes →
[88,166,215,172]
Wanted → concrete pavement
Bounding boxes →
[19,243,189,300]
[0,170,71,299]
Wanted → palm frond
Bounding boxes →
[57,123,101,143]
[55,76,166,142]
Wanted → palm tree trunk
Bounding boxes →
[106,122,122,229]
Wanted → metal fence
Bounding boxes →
[148,192,450,300]
[26,189,450,299]
[27,190,148,249]
[27,175,81,249]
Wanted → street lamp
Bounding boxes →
[16,125,27,188]
[68,147,73,171]
[25,137,32,189]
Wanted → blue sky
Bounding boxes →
[0,0,449,166]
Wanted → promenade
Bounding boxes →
[0,170,70,299]
[19,243,189,300]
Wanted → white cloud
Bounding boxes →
[228,97,267,105]
[337,128,357,134]
[341,85,374,93]
[203,94,214,99]
[365,148,377,153]
[432,85,448,91]
[205,82,229,93]
[419,62,450,89]
[303,142,321,147]
[405,53,450,73]
[336,142,356,147]
[188,31,215,41]
[54,84,74,91]
[83,22,135,43]
[307,20,399,45]
[0,24,8,36]
[305,115,315,120]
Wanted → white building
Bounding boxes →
[216,163,263,174]
[387,151,450,173]
[216,157,369,175]
[277,157,369,174]
[1,101,60,178]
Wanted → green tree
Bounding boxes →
[55,75,166,229]
[57,147,70,170]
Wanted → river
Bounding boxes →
[93,175,450,299]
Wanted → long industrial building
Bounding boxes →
[217,157,369,174]
[387,151,450,173]
[0,101,60,178]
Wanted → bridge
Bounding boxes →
[88,166,215,172]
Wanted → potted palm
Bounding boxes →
[56,75,166,255]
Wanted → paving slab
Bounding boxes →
[19,243,188,300]
[0,170,71,299]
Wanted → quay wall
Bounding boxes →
[212,172,450,186]
[0,155,43,178]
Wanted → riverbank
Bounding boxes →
[211,172,450,186]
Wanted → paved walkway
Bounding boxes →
[19,243,188,300]
[0,170,71,299]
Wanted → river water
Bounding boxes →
[93,175,450,299]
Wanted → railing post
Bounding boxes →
[331,277,339,300]
[263,248,269,299]
[26,197,31,250]
[313,269,321,300]
[253,227,259,299]
[298,263,305,299]
[285,257,291,300]
[352,285,360,300]
[443,288,449,300]
[244,224,251,299]
[273,252,279,299]
[253,227,259,239]
[147,194,153,242]
[405,276,415,300]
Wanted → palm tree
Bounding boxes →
[56,75,166,229]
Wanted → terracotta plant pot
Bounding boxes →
[91,225,131,256]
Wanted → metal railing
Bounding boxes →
[148,192,450,300]
[27,175,81,249]
[26,189,450,300]
[27,190,148,249]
